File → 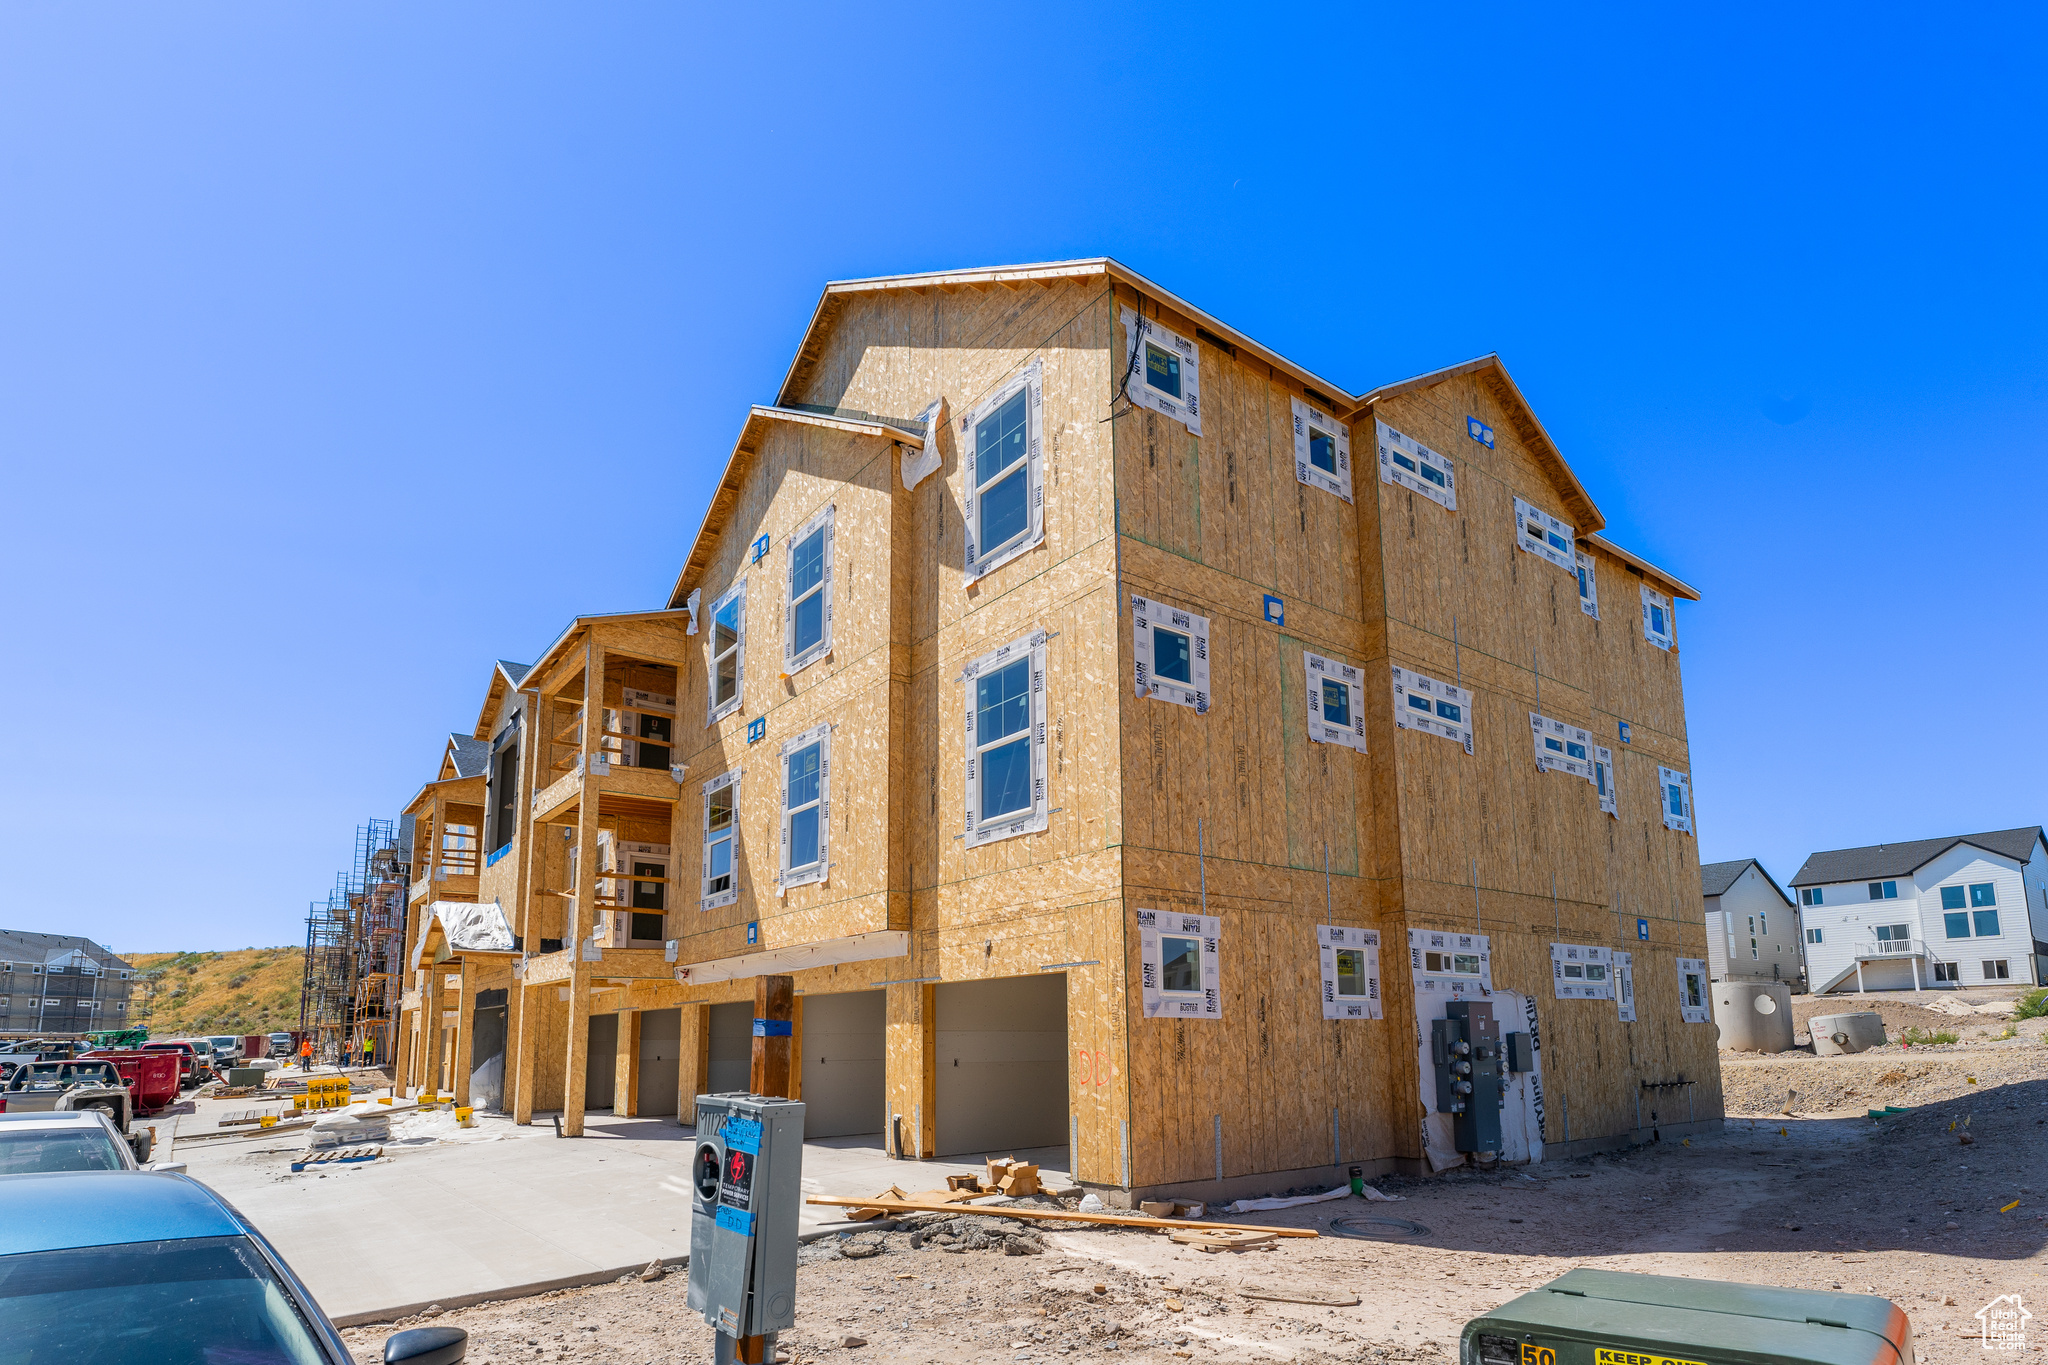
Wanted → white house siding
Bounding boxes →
[1803,846,2041,992]
[2022,837,2048,982]
[1705,865,1802,986]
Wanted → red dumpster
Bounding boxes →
[77,1050,183,1116]
[243,1034,266,1061]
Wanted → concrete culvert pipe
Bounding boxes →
[1809,1010,1887,1055]
[1712,981,1795,1052]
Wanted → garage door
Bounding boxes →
[799,990,884,1138]
[935,974,1067,1156]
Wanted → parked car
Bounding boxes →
[0,1060,163,1163]
[141,1040,213,1088]
[207,1034,245,1064]
[76,1048,184,1116]
[0,1172,469,1363]
[0,1110,183,1174]
[268,1030,296,1059]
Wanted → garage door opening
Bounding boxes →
[799,989,885,1141]
[638,1008,680,1118]
[708,1001,752,1095]
[935,974,1068,1158]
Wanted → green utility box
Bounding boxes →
[1463,1270,1914,1365]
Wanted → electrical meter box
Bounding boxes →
[1462,1269,1914,1365]
[687,1093,806,1349]
[1432,999,1503,1157]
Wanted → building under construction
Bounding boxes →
[298,818,411,1065]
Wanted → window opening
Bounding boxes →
[609,688,675,770]
[1513,496,1578,574]
[1974,907,2000,937]
[1131,596,1211,712]
[1970,882,1996,907]
[1657,765,1693,834]
[707,580,746,724]
[1801,887,1823,906]
[1806,927,1823,944]
[1982,959,2010,980]
[963,361,1045,581]
[784,505,834,675]
[1291,396,1352,502]
[1318,925,1382,1020]
[1934,961,1959,982]
[1374,419,1451,510]
[1305,651,1367,752]
[1641,584,1676,650]
[777,724,831,893]
[701,769,740,910]
[1868,880,1897,900]
[1551,942,1616,1000]
[1575,549,1600,619]
[1137,909,1220,1018]
[962,630,1050,848]
[1391,665,1473,754]
[1594,744,1617,816]
[1120,309,1203,434]
[1529,712,1595,782]
[1409,929,1493,1003]
[1759,912,1768,935]
[594,833,668,948]
[1676,957,1710,1022]
[486,719,521,855]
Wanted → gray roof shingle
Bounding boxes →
[0,931,132,972]
[447,735,491,780]
[1789,827,2045,886]
[1700,860,1752,898]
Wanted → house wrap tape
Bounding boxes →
[1530,711,1596,782]
[1391,665,1473,754]
[1614,950,1637,1022]
[1676,957,1709,1023]
[1304,651,1368,752]
[1291,396,1351,502]
[1317,925,1382,1020]
[1138,909,1221,1019]
[1375,419,1454,511]
[776,722,830,895]
[1120,307,1202,435]
[1550,942,1615,1000]
[902,396,945,490]
[1131,595,1211,713]
[960,630,1049,849]
[1513,496,1578,574]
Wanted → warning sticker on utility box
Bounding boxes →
[1595,1349,1710,1365]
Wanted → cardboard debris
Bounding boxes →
[986,1157,1040,1197]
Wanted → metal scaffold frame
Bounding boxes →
[298,818,410,1068]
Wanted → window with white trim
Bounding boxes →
[1132,595,1210,712]
[1513,496,1577,573]
[1800,887,1823,906]
[1575,550,1600,619]
[785,506,834,674]
[1934,961,1959,982]
[1867,880,1897,900]
[1759,912,1768,935]
[1530,712,1595,781]
[1391,665,1472,754]
[1657,766,1693,833]
[1675,957,1709,1022]
[962,630,1049,848]
[1983,959,2011,980]
[1317,925,1381,1020]
[1137,909,1221,1019]
[1292,396,1352,502]
[706,580,746,724]
[1374,419,1451,510]
[1120,308,1203,435]
[778,724,830,894]
[1304,651,1367,752]
[1806,927,1823,944]
[1641,584,1675,650]
[701,769,740,910]
[964,361,1045,581]
[1594,744,1617,816]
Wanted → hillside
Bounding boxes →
[128,947,304,1038]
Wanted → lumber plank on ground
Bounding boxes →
[804,1195,1319,1238]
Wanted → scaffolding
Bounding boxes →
[298,818,410,1067]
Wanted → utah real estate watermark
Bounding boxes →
[1976,1294,2031,1351]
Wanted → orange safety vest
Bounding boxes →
[299,1041,312,1057]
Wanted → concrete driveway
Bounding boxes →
[169,1098,1068,1324]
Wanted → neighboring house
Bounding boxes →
[392,258,1719,1193]
[1700,859,1803,989]
[0,932,137,1036]
[1790,827,2048,993]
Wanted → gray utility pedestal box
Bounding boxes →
[687,1094,806,1353]
[1462,1269,1913,1365]
[1432,1000,1503,1158]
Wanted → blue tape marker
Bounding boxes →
[715,1205,755,1236]
[752,1018,793,1037]
[723,1118,762,1154]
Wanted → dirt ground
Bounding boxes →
[1788,985,2043,1046]
[338,1042,2048,1365]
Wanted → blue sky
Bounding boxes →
[3,5,2042,953]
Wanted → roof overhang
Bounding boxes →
[400,774,485,818]
[1584,533,1701,602]
[471,660,534,742]
[524,609,695,690]
[664,405,925,609]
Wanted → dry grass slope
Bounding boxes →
[129,947,303,1038]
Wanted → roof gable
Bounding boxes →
[1700,858,1793,905]
[1790,826,2046,886]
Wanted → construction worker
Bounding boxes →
[298,1037,312,1069]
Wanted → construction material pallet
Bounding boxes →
[290,1144,383,1172]
[216,1110,272,1127]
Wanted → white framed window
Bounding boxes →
[1982,959,2011,980]
[1513,496,1577,573]
[1292,397,1353,502]
[1675,957,1709,1022]
[962,629,1049,848]
[1408,929,1493,1003]
[1806,927,1823,944]
[1934,961,1959,982]
[1551,942,1615,1000]
[1867,880,1898,900]
[1641,584,1675,650]
[701,769,740,910]
[1594,744,1617,816]
[1374,419,1452,510]
[964,360,1045,581]
[116,1001,126,1012]
[1614,950,1636,1022]
[1750,938,1759,959]
[901,395,945,491]
[706,580,746,725]
[1657,766,1693,833]
[1120,308,1203,435]
[777,723,831,894]
[1317,925,1381,1020]
[1138,909,1220,1019]
[1800,887,1823,906]
[1131,595,1210,712]
[1530,712,1595,781]
[784,505,835,675]
[1759,912,1768,935]
[1575,550,1600,619]
[1390,665,1472,754]
[1304,651,1367,752]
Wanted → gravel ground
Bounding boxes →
[1786,986,2041,1046]
[1720,1038,2048,1115]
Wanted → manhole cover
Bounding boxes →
[1328,1215,1431,1240]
